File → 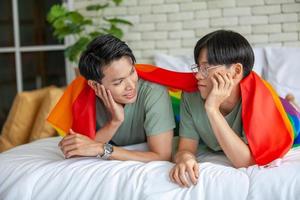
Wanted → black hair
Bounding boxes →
[194,30,254,77]
[79,34,136,82]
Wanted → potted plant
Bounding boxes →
[47,0,132,63]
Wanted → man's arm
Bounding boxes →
[169,138,199,187]
[110,130,173,161]
[205,72,254,168]
[59,130,173,162]
[90,83,124,143]
[206,108,254,168]
[94,121,121,143]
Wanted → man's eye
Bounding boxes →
[113,80,123,86]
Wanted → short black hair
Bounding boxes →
[194,30,254,77]
[79,34,136,82]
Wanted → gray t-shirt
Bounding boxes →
[96,79,175,146]
[179,91,247,152]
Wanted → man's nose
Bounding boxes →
[195,71,205,80]
[125,78,134,90]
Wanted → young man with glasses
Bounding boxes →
[169,30,299,187]
[59,34,175,162]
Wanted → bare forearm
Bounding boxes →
[110,146,171,162]
[206,109,254,168]
[95,121,121,143]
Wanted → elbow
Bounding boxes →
[232,157,255,168]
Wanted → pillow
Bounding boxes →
[0,86,52,152]
[264,47,300,104]
[154,53,193,72]
[29,87,64,141]
[252,47,267,77]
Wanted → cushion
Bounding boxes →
[154,53,193,72]
[29,87,64,141]
[264,47,300,103]
[252,47,267,77]
[0,86,52,152]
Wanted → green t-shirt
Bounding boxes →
[96,79,175,146]
[179,91,247,152]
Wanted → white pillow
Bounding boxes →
[154,53,193,72]
[252,47,267,77]
[264,47,300,103]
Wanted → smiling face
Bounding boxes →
[195,48,232,99]
[100,56,138,104]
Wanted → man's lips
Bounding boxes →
[124,91,136,99]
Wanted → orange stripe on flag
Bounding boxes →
[47,76,87,136]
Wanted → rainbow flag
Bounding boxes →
[47,64,299,165]
[47,76,96,139]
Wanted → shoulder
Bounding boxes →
[138,78,168,92]
[137,79,171,106]
[138,79,169,98]
[182,91,202,102]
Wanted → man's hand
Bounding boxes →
[95,84,124,124]
[59,129,103,158]
[205,72,234,112]
[169,152,199,187]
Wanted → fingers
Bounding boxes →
[179,167,190,187]
[186,165,198,185]
[62,143,80,158]
[95,84,110,107]
[107,89,116,108]
[224,73,233,90]
[215,73,225,89]
[169,167,175,183]
[172,167,186,187]
[212,72,233,91]
[170,164,199,187]
[99,85,110,107]
[69,129,77,135]
[194,163,200,179]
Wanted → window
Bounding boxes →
[0,0,70,130]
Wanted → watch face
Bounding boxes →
[105,143,113,153]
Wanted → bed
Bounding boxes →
[0,137,299,200]
[1,47,300,200]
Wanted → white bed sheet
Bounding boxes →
[0,137,299,200]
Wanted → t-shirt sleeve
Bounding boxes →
[179,92,200,141]
[144,84,176,136]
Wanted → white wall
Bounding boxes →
[74,0,300,63]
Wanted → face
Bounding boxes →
[100,56,138,104]
[195,48,232,99]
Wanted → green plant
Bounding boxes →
[47,0,132,63]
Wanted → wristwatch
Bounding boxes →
[98,143,113,160]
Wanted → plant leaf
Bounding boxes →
[104,17,133,26]
[47,4,67,23]
[112,0,123,6]
[86,3,109,11]
[66,11,84,24]
[89,31,106,39]
[104,25,123,38]
[65,37,91,62]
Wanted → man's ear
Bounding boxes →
[87,80,97,91]
[232,63,243,79]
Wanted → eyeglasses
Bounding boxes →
[190,63,224,78]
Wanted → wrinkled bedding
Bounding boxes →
[0,137,299,200]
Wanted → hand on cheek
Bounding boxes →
[205,72,234,111]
